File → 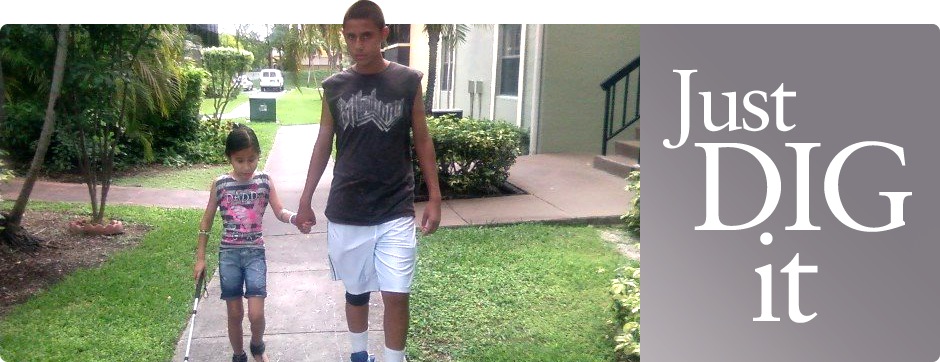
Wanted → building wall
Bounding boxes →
[408,24,430,94]
[536,24,640,154]
[413,24,640,154]
[449,25,496,120]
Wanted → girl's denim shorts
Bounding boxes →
[218,247,267,299]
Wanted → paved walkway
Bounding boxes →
[0,124,631,362]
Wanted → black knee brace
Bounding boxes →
[345,291,371,306]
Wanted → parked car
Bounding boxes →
[237,75,253,91]
[259,69,284,92]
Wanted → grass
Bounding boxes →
[283,69,336,90]
[113,87,320,190]
[198,91,250,117]
[0,201,220,362]
[408,223,635,362]
[275,87,323,125]
[111,119,279,190]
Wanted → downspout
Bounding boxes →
[514,25,527,128]
[528,25,544,155]
[489,25,500,120]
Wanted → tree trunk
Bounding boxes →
[2,24,69,251]
[425,28,440,113]
[8,24,69,225]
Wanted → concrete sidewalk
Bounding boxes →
[0,124,631,362]
[166,125,628,361]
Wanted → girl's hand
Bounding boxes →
[193,260,206,282]
[295,206,316,234]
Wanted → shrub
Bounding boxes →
[416,116,526,195]
[610,265,641,361]
[0,150,14,191]
[0,101,44,166]
[185,117,231,165]
[201,47,252,119]
[149,65,210,164]
[622,171,640,235]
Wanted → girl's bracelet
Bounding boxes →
[197,229,210,236]
[283,211,297,224]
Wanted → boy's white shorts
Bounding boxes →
[327,216,417,295]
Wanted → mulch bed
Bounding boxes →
[0,210,149,317]
[414,181,527,202]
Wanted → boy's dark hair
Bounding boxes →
[343,0,385,29]
[225,123,261,157]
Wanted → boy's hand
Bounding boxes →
[193,260,206,282]
[295,205,317,234]
[421,199,442,235]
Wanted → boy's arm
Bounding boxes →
[195,180,218,281]
[296,102,335,233]
[411,84,442,235]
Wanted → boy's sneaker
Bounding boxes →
[232,352,248,362]
[350,351,375,362]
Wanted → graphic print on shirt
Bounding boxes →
[222,188,260,233]
[216,174,270,247]
[336,88,404,132]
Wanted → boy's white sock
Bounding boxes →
[350,331,368,353]
[384,347,406,362]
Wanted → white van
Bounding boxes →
[259,69,284,92]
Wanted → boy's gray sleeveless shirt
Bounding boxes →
[322,62,423,226]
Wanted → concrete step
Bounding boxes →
[614,140,641,159]
[593,154,640,178]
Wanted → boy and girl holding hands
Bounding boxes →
[194,2,441,361]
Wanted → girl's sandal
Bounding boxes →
[232,352,248,362]
[249,341,266,361]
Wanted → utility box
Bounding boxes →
[430,108,463,119]
[249,97,277,122]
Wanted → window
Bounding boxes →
[498,24,521,96]
[441,38,454,92]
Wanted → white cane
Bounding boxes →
[183,269,207,361]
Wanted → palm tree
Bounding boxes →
[318,24,345,72]
[423,24,469,112]
[68,25,183,225]
[1,24,70,251]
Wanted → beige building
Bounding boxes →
[385,24,639,160]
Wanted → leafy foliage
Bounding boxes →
[147,65,223,165]
[622,171,640,235]
[0,101,44,165]
[610,265,641,361]
[0,150,13,201]
[201,47,252,120]
[416,116,526,195]
[54,25,186,223]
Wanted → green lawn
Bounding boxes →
[111,120,279,190]
[114,86,321,191]
[408,224,634,362]
[0,201,219,362]
[275,87,323,125]
[199,92,250,117]
[283,69,335,90]
[0,205,630,361]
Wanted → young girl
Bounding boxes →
[194,124,297,362]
